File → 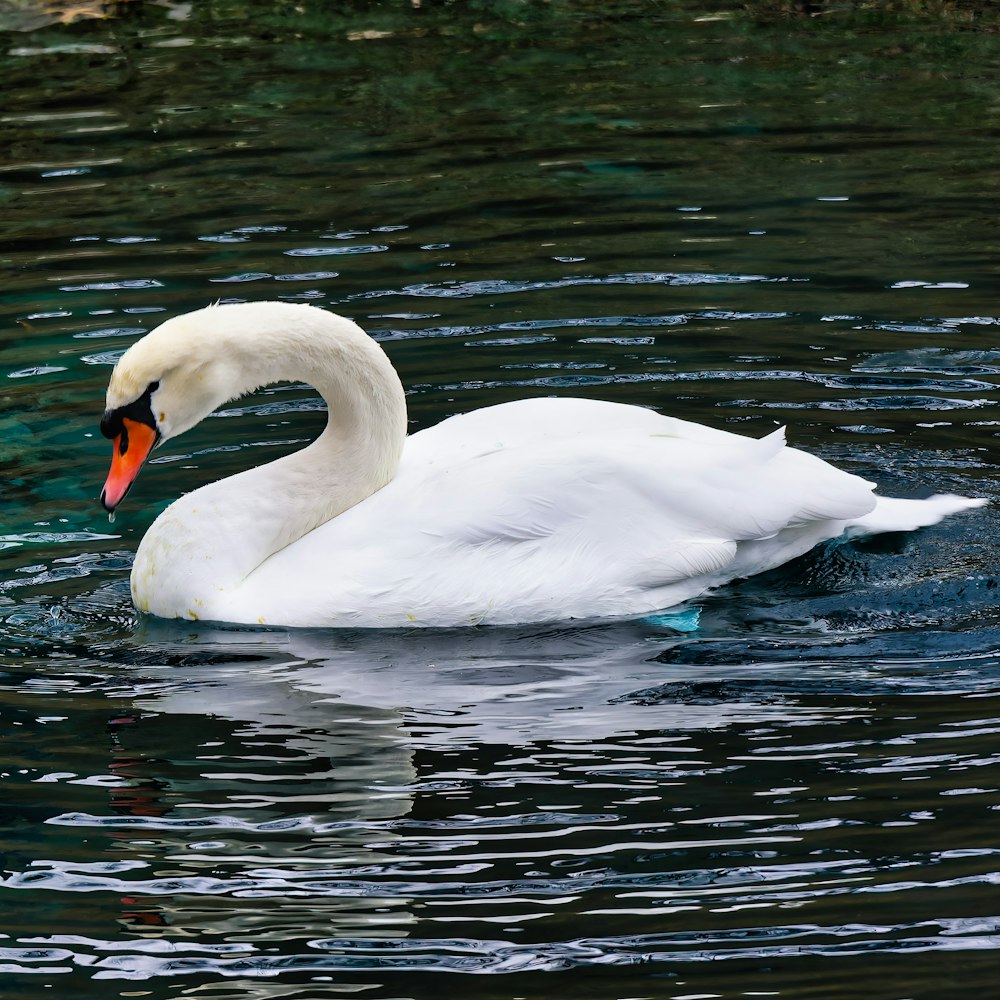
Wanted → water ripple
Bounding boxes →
[5,917,1000,979]
[351,270,797,302]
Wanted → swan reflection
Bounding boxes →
[129,616,850,749]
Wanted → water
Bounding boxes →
[2,2,1000,997]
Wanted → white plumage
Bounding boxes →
[99,301,985,628]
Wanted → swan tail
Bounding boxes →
[843,493,988,538]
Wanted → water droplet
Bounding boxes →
[108,511,116,524]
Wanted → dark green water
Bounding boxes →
[2,3,1000,998]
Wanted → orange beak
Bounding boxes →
[101,417,158,512]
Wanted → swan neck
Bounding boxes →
[235,308,408,520]
[132,306,407,618]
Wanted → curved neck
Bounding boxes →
[242,309,408,539]
[132,305,408,615]
[250,308,408,497]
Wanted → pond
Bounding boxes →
[1,2,999,997]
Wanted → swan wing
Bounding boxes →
[400,396,761,470]
[234,402,877,626]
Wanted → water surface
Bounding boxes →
[2,3,999,998]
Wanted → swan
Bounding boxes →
[99,300,985,628]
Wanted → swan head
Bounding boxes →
[99,301,407,513]
[99,303,261,512]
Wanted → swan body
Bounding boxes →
[100,301,986,628]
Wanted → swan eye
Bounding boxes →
[101,379,161,440]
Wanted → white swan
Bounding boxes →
[100,301,985,628]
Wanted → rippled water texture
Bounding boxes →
[2,3,1000,998]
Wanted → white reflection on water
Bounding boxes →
[127,617,861,750]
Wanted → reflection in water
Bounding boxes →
[129,619,856,748]
[5,579,999,980]
[22,679,420,963]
